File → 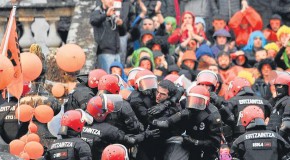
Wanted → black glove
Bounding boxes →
[148,102,168,115]
[182,135,199,147]
[152,119,169,128]
[124,135,137,145]
[125,116,145,132]
[210,92,222,109]
[144,125,160,139]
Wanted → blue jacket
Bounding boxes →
[109,61,128,82]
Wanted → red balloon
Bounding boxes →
[20,52,43,82]
[27,133,40,143]
[28,121,38,133]
[0,54,14,90]
[20,134,28,143]
[34,105,54,123]
[56,44,86,72]
[51,83,65,98]
[24,141,44,159]
[19,152,30,160]
[15,104,34,122]
[9,139,25,156]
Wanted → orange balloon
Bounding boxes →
[34,105,54,123]
[20,135,28,143]
[20,52,43,82]
[9,139,25,156]
[51,83,65,98]
[28,121,38,133]
[24,141,44,159]
[19,152,30,160]
[56,44,86,72]
[0,54,14,90]
[15,104,34,122]
[27,133,40,143]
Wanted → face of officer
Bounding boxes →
[275,84,289,98]
[156,86,169,103]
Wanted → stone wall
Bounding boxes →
[0,0,96,74]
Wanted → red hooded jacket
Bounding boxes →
[229,7,263,47]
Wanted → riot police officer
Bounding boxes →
[153,85,222,160]
[97,74,144,134]
[0,94,28,152]
[64,69,107,111]
[267,73,290,142]
[231,105,290,160]
[44,110,92,160]
[129,69,158,127]
[196,70,235,127]
[226,77,272,140]
[82,95,159,159]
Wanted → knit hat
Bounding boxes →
[196,44,214,60]
[195,17,206,31]
[182,50,197,62]
[213,29,231,40]
[153,50,163,59]
[270,14,282,20]
[168,64,180,73]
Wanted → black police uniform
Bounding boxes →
[0,98,28,145]
[129,90,156,127]
[105,100,144,134]
[81,122,138,159]
[210,92,235,141]
[44,137,92,160]
[184,104,222,160]
[151,103,185,160]
[267,96,290,132]
[231,130,290,160]
[152,103,223,160]
[226,88,272,139]
[64,85,95,112]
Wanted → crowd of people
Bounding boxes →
[2,0,290,159]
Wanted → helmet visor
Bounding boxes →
[100,94,122,112]
[186,93,208,110]
[196,70,218,86]
[128,70,138,81]
[136,75,157,91]
[175,74,192,89]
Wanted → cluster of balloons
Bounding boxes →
[9,122,43,159]
[0,43,85,96]
[15,104,54,123]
